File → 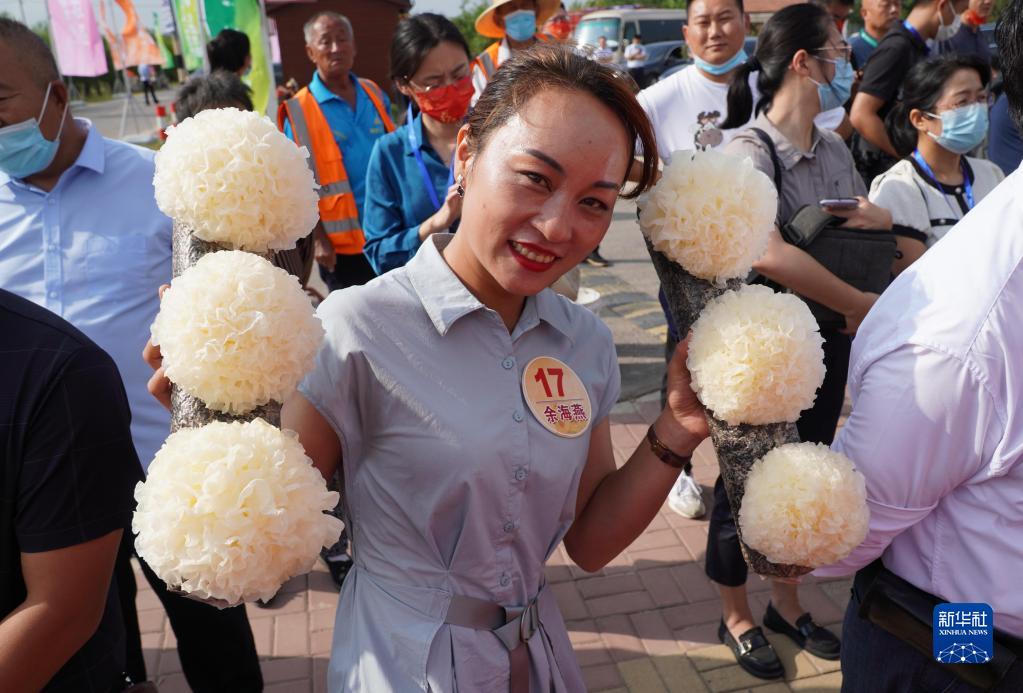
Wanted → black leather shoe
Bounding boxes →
[763,601,841,660]
[718,620,785,680]
[585,249,611,267]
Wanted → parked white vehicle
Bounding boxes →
[573,8,687,65]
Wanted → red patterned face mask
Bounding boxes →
[963,9,987,26]
[414,75,474,124]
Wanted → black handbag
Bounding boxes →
[749,128,897,330]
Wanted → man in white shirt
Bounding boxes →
[815,6,1023,690]
[593,35,615,64]
[637,0,751,519]
[624,35,649,87]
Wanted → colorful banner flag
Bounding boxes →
[203,0,275,115]
[99,0,165,69]
[173,0,206,71]
[47,0,108,77]
[155,12,176,69]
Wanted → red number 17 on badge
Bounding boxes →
[534,367,564,398]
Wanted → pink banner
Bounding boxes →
[47,0,108,77]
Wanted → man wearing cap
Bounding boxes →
[471,0,560,104]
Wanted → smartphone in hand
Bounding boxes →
[820,198,859,210]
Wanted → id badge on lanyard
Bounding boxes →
[406,103,455,212]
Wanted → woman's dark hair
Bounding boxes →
[207,28,251,74]
[721,3,832,129]
[467,43,658,198]
[389,13,471,85]
[996,0,1023,129]
[884,54,991,157]
[174,72,254,122]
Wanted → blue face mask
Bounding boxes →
[694,48,748,76]
[0,83,67,179]
[928,103,989,154]
[811,56,854,112]
[504,9,537,42]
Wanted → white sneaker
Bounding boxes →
[668,473,706,518]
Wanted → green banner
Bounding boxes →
[174,0,205,71]
[154,13,176,69]
[203,0,273,115]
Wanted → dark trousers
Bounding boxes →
[319,252,377,293]
[141,81,158,105]
[841,589,1023,692]
[704,328,851,586]
[628,67,647,89]
[115,532,263,691]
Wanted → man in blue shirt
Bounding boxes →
[0,19,261,692]
[281,12,393,292]
[990,92,1023,176]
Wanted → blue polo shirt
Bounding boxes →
[283,71,392,221]
[362,113,456,274]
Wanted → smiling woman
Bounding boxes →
[278,44,712,692]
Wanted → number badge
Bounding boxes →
[521,356,592,438]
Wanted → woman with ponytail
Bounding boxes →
[703,3,894,680]
[362,14,473,275]
[870,54,1003,273]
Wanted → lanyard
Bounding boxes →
[903,20,929,54]
[912,149,975,217]
[859,30,878,49]
[406,103,455,212]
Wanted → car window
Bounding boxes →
[575,18,622,49]
[637,19,684,44]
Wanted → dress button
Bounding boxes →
[48,243,58,252]
[514,467,528,481]
[513,410,524,423]
[499,573,511,587]
[48,290,57,298]
[502,357,515,370]
[503,521,516,533]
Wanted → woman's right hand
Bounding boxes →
[841,291,879,335]
[418,184,463,241]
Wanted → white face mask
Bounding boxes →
[935,2,963,42]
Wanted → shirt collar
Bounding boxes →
[407,234,576,343]
[309,70,359,104]
[0,117,102,189]
[753,112,824,170]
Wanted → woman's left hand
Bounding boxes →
[143,284,173,412]
[655,338,710,457]
[827,197,893,231]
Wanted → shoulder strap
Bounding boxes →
[358,78,395,132]
[749,127,782,191]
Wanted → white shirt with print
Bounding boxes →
[638,64,847,164]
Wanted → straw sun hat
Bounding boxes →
[475,0,561,39]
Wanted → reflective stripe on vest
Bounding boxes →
[277,78,394,255]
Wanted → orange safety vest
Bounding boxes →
[277,78,395,255]
[473,34,551,80]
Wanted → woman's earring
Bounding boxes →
[456,174,465,198]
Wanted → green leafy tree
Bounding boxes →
[452,0,493,57]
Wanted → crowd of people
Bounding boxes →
[0,0,1022,690]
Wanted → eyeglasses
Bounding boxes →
[813,42,853,61]
[407,64,471,93]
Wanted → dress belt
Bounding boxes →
[444,582,545,693]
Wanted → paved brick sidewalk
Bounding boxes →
[135,392,852,692]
